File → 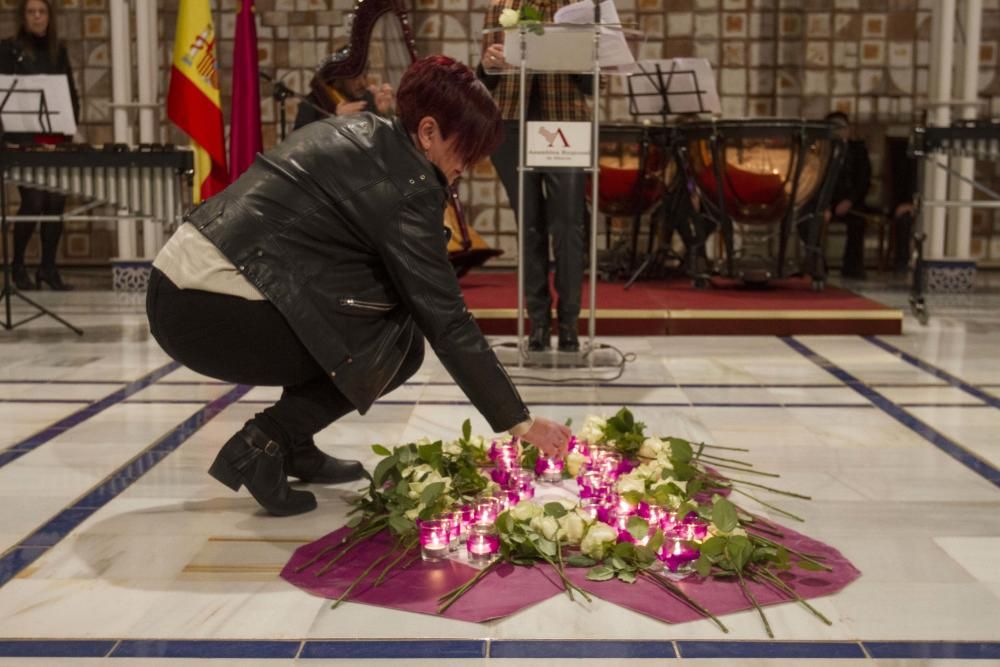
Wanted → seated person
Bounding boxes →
[294,48,394,130]
[824,111,872,279]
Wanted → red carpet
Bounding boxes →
[460,272,902,336]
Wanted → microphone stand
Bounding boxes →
[261,72,331,141]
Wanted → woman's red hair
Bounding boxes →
[396,56,503,166]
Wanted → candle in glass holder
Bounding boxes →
[419,518,451,561]
[473,496,501,526]
[578,497,601,520]
[506,469,535,499]
[598,452,623,479]
[466,524,500,564]
[659,523,699,573]
[577,470,607,498]
[441,511,463,551]
[535,456,564,483]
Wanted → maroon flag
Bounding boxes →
[228,0,262,182]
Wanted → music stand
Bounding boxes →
[623,59,716,288]
[0,75,82,335]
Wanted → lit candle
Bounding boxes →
[466,524,500,564]
[659,523,699,573]
[419,518,451,562]
[577,470,606,498]
[506,469,535,499]
[473,496,501,526]
[535,456,565,483]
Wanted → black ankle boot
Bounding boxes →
[558,321,580,352]
[36,266,73,291]
[208,422,317,516]
[528,321,551,351]
[12,265,34,290]
[286,437,366,484]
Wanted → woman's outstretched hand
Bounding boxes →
[523,417,572,458]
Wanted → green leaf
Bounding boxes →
[462,419,472,442]
[567,555,597,568]
[617,570,637,584]
[609,556,627,571]
[397,446,413,465]
[388,514,412,535]
[371,444,391,457]
[626,516,650,542]
[699,536,726,557]
[520,5,543,21]
[346,515,363,528]
[633,544,657,565]
[797,559,827,571]
[586,565,615,582]
[621,490,644,507]
[646,529,664,555]
[543,502,568,518]
[613,541,636,560]
[712,496,739,533]
[724,535,753,571]
[418,441,442,465]
[419,481,445,506]
[618,407,635,430]
[534,537,557,558]
[372,455,397,487]
[694,554,712,577]
[668,437,693,463]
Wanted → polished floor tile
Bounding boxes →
[0,288,998,665]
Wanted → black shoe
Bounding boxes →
[286,437,366,484]
[528,321,551,351]
[12,265,34,290]
[208,422,317,516]
[36,266,73,291]
[557,322,580,352]
[841,268,867,280]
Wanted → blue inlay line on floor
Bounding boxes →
[0,361,182,470]
[0,639,997,660]
[0,384,251,589]
[865,335,1000,408]
[782,336,1000,488]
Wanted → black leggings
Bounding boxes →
[13,187,66,268]
[145,268,424,447]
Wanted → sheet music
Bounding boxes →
[554,0,634,69]
[629,58,721,115]
[0,74,77,135]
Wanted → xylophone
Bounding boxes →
[0,143,193,225]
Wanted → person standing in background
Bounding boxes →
[478,0,591,352]
[824,111,872,280]
[0,0,80,291]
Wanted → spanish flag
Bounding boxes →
[168,0,228,201]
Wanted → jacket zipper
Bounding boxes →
[339,297,395,312]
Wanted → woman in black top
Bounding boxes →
[0,0,80,291]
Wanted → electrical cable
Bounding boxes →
[489,340,638,385]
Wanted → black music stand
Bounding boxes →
[623,61,713,288]
[0,79,82,335]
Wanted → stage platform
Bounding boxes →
[460,272,903,336]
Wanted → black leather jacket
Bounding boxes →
[189,113,529,432]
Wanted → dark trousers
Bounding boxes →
[145,268,424,447]
[836,212,866,276]
[491,122,585,326]
[893,211,914,272]
[13,187,66,268]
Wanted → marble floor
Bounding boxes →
[0,280,998,666]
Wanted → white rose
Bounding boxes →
[531,515,560,541]
[407,481,424,499]
[578,416,607,444]
[574,507,596,526]
[580,521,618,560]
[638,437,664,460]
[558,512,586,546]
[442,440,462,457]
[616,475,646,496]
[404,505,422,521]
[498,8,520,27]
[565,450,588,477]
[510,500,543,522]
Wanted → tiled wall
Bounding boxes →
[3,0,1000,267]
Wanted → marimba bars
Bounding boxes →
[0,144,193,225]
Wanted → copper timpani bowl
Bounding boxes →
[681,119,838,225]
[587,124,677,217]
